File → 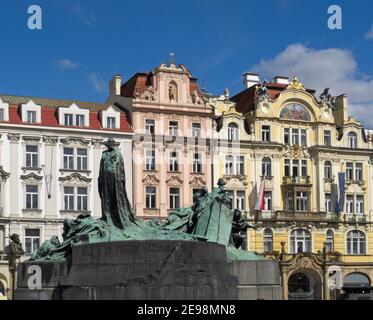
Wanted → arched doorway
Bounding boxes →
[343,273,371,293]
[288,270,322,300]
[0,279,6,299]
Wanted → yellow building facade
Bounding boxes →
[212,76,373,300]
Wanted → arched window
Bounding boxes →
[290,229,311,254]
[262,157,272,177]
[344,273,370,288]
[228,123,239,141]
[324,161,332,180]
[348,132,357,149]
[326,229,334,253]
[347,230,366,255]
[263,228,273,253]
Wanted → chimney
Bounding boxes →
[243,72,260,89]
[273,76,289,85]
[109,74,122,96]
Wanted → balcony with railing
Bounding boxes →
[343,214,367,223]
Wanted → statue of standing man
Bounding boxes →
[98,138,137,229]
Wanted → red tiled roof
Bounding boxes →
[5,104,132,133]
[231,82,316,114]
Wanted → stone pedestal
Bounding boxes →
[14,240,282,300]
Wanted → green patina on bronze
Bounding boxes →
[30,138,264,262]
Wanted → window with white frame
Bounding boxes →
[225,155,234,175]
[290,229,311,254]
[236,156,244,175]
[324,161,332,180]
[236,191,245,211]
[324,130,331,146]
[300,129,307,146]
[25,229,40,254]
[261,125,270,142]
[77,187,88,211]
[145,149,156,171]
[264,191,272,211]
[301,160,307,177]
[348,132,357,149]
[355,163,363,181]
[347,230,366,255]
[107,116,116,129]
[284,159,291,177]
[63,186,88,211]
[63,148,74,170]
[228,123,239,141]
[356,195,364,214]
[292,160,299,177]
[25,185,38,209]
[27,110,37,124]
[346,195,354,214]
[295,191,308,211]
[145,119,155,134]
[0,100,9,122]
[263,228,273,253]
[63,148,88,170]
[0,108,4,121]
[193,153,202,173]
[25,145,39,168]
[64,114,74,126]
[285,191,293,211]
[169,121,178,136]
[76,114,85,127]
[325,193,332,213]
[77,149,88,170]
[64,187,74,210]
[192,123,201,138]
[169,187,180,209]
[145,186,156,209]
[169,151,179,172]
[346,162,354,181]
[291,128,299,145]
[261,157,272,177]
[326,229,334,253]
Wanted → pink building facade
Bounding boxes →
[109,61,214,220]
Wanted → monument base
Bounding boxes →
[15,241,282,300]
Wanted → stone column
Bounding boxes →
[8,134,20,217]
[282,270,288,300]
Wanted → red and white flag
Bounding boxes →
[255,176,265,211]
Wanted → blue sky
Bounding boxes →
[1,1,373,124]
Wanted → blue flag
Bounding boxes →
[336,172,345,214]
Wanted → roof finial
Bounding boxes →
[169,52,175,66]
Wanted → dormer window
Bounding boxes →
[228,123,239,141]
[59,103,89,127]
[21,100,41,124]
[348,132,357,148]
[101,105,121,129]
[0,109,4,121]
[0,99,9,122]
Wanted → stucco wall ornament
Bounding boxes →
[191,90,203,105]
[255,80,269,102]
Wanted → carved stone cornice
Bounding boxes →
[20,172,43,183]
[142,174,160,185]
[60,137,90,146]
[7,133,21,144]
[22,136,41,142]
[43,135,59,146]
[0,166,10,182]
[59,172,92,184]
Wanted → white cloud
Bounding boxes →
[250,44,373,127]
[364,24,373,40]
[89,73,106,93]
[54,59,78,71]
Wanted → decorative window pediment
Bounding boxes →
[142,174,160,185]
[20,172,43,184]
[189,176,206,187]
[280,103,311,121]
[58,172,92,184]
[101,105,121,129]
